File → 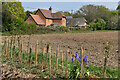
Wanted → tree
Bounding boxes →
[73,5,113,23]
[25,10,32,20]
[106,16,118,30]
[2,1,26,32]
[117,5,120,10]
[56,11,72,16]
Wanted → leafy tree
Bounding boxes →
[110,11,119,16]
[56,11,72,16]
[73,5,113,23]
[117,5,120,10]
[106,16,118,30]
[25,10,32,20]
[2,2,26,32]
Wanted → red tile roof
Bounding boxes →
[39,8,52,18]
[52,13,63,19]
[30,14,45,25]
[38,8,65,19]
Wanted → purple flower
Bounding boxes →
[75,51,78,59]
[72,58,74,62]
[79,63,81,65]
[77,57,81,62]
[83,56,88,62]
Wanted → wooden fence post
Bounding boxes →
[10,40,13,63]
[20,40,23,65]
[80,47,83,78]
[29,45,32,68]
[13,36,15,57]
[17,35,20,60]
[7,38,10,57]
[65,49,69,78]
[56,45,59,72]
[49,45,51,75]
[46,44,49,68]
[103,42,109,78]
[41,46,45,71]
[5,38,8,55]
[61,50,64,70]
[35,40,38,66]
[27,35,30,63]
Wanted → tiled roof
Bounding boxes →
[38,8,52,18]
[51,13,63,19]
[67,18,87,26]
[30,14,45,25]
[38,8,65,19]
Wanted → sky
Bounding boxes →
[21,2,118,13]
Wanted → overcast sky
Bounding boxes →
[21,1,118,13]
[19,0,119,2]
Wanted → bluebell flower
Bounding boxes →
[77,57,81,62]
[79,63,81,65]
[75,51,78,59]
[72,58,74,62]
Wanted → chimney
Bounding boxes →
[49,6,52,13]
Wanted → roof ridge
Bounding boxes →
[39,8,50,11]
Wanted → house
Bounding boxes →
[25,7,66,26]
[66,18,90,28]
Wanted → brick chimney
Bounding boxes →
[49,6,52,13]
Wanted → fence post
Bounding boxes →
[29,45,32,68]
[10,40,13,63]
[65,49,69,78]
[56,45,59,72]
[49,45,51,75]
[13,36,15,58]
[7,38,10,57]
[61,50,64,70]
[103,42,109,78]
[80,47,83,78]
[42,46,45,71]
[20,40,23,65]
[46,44,49,68]
[27,35,30,63]
[17,35,20,60]
[35,40,38,66]
[5,38,8,55]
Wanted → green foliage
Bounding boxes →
[2,2,26,32]
[117,5,120,10]
[89,18,106,30]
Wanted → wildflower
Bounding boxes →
[72,58,74,62]
[79,63,81,65]
[75,51,78,59]
[77,57,81,62]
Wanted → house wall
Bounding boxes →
[36,10,46,23]
[62,18,66,26]
[53,19,62,24]
[25,16,36,24]
[46,19,52,26]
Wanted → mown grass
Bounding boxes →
[1,46,119,78]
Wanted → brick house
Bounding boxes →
[25,7,66,26]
